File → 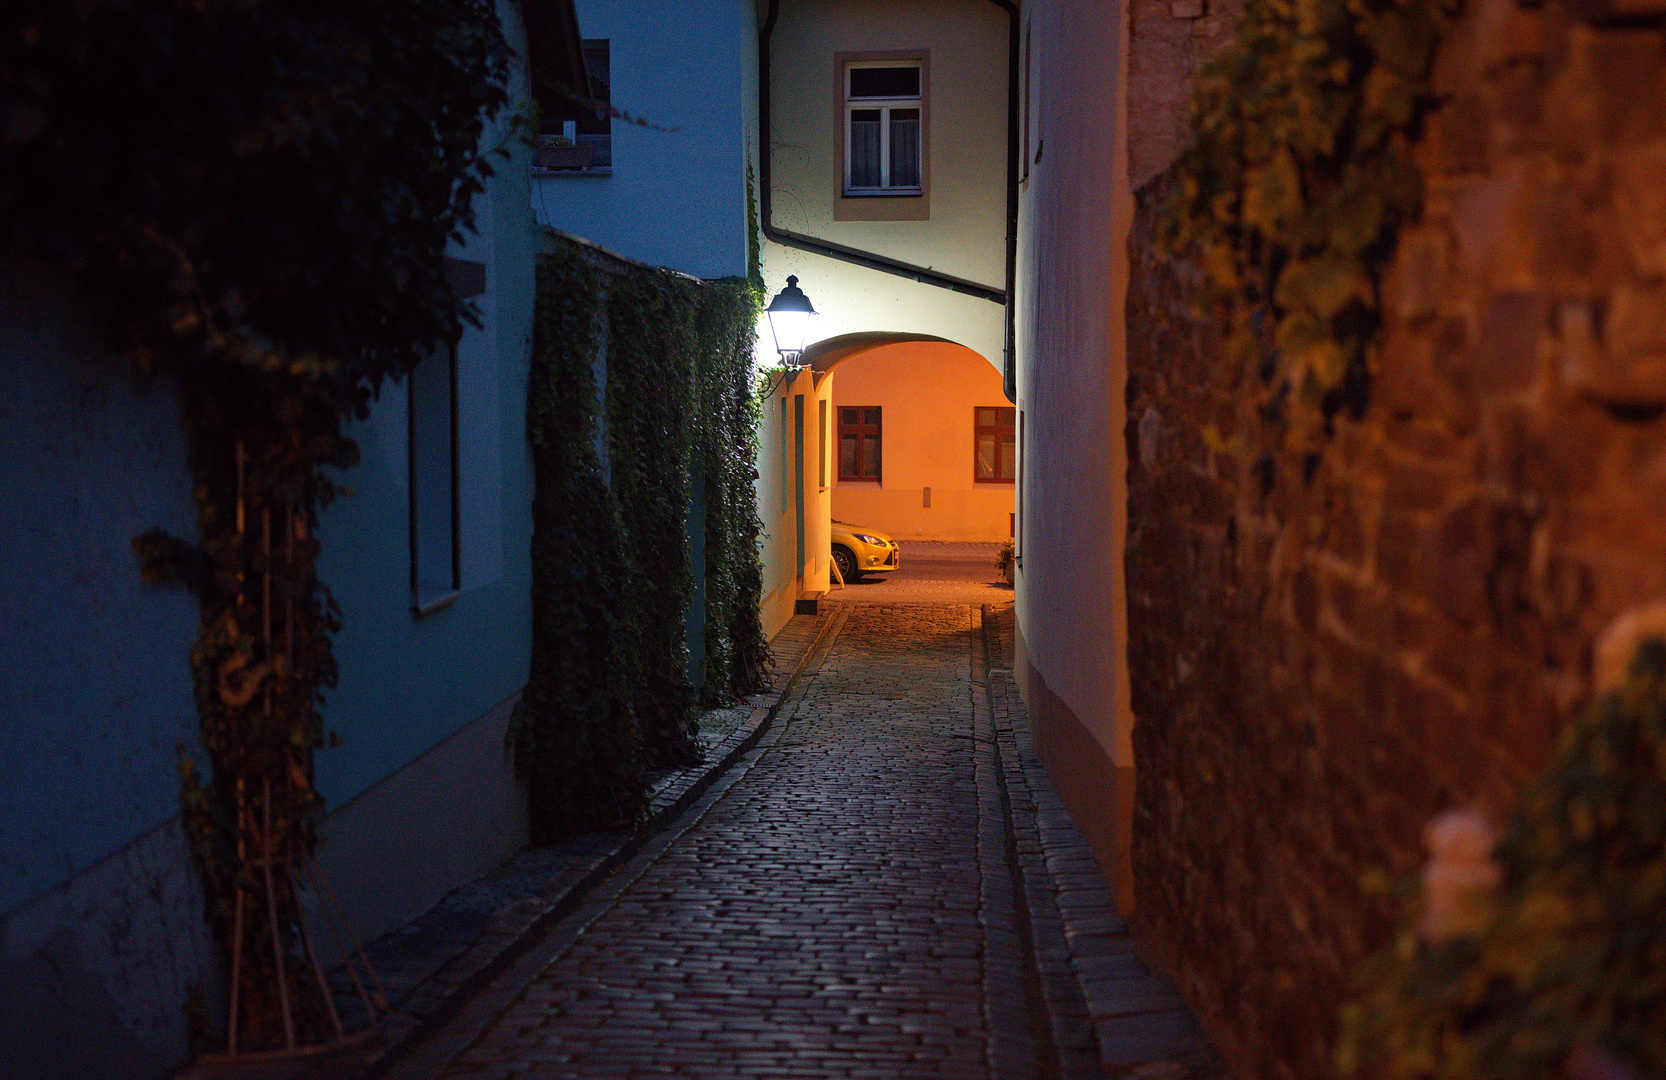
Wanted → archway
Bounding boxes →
[807,334,1011,547]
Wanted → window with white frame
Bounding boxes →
[844,61,922,197]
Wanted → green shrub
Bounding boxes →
[1340,642,1666,1079]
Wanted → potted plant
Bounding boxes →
[535,133,594,171]
[995,540,1015,585]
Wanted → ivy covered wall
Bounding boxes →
[510,234,768,843]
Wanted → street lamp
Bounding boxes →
[765,275,817,367]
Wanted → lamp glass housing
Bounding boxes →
[766,275,816,362]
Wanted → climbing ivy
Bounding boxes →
[511,237,767,841]
[697,279,773,704]
[1163,0,1460,457]
[606,268,704,764]
[1338,641,1666,1079]
[5,0,510,1052]
[511,250,645,841]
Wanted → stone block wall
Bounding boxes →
[1124,4,1666,1078]
[1127,0,1241,190]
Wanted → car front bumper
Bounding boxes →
[858,544,899,572]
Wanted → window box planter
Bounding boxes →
[535,144,594,170]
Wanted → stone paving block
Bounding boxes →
[1094,1010,1209,1068]
[1077,951,1155,983]
[1083,976,1188,1020]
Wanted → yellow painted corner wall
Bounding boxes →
[758,367,834,643]
[830,341,1013,542]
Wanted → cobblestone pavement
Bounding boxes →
[829,542,1012,606]
[377,600,1212,1080]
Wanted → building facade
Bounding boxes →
[755,0,1013,627]
[2,2,589,1074]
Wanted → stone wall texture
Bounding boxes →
[1127,0,1242,190]
[1124,3,1666,1079]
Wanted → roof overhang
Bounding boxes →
[522,0,591,123]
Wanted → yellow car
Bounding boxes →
[831,521,900,581]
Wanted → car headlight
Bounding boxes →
[853,533,887,547]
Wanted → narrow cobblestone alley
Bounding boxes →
[376,595,1211,1080]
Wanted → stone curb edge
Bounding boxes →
[978,604,1221,1080]
[354,611,842,1080]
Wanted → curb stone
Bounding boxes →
[979,604,1222,1080]
[971,604,1042,1080]
[354,610,840,1078]
[381,604,855,1080]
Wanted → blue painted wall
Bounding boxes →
[313,65,539,812]
[534,0,757,280]
[0,266,202,917]
[0,3,545,1074]
[0,262,216,1079]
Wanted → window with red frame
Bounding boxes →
[974,407,1015,483]
[838,406,881,481]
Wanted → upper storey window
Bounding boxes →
[844,61,923,197]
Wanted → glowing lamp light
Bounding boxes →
[765,275,817,366]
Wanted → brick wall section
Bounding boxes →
[1124,4,1666,1079]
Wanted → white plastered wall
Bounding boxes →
[1011,0,1137,908]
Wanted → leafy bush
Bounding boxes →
[1340,642,1666,1079]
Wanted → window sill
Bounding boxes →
[834,192,928,221]
[974,478,1016,485]
[532,166,613,177]
[838,477,882,485]
[411,590,459,618]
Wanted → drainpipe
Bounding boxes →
[987,0,1019,406]
[757,0,1019,401]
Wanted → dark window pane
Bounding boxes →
[1000,408,1016,425]
[890,115,920,188]
[577,41,610,136]
[849,115,881,187]
[411,347,458,598]
[1000,436,1016,479]
[868,436,881,478]
[841,408,859,425]
[574,40,611,167]
[840,435,857,478]
[850,66,919,99]
[864,408,880,425]
[976,408,997,427]
[977,435,997,480]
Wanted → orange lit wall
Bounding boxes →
[829,340,1013,542]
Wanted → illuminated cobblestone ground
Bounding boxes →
[380,600,1208,1080]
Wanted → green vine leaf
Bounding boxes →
[511,240,769,844]
[1164,0,1459,484]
